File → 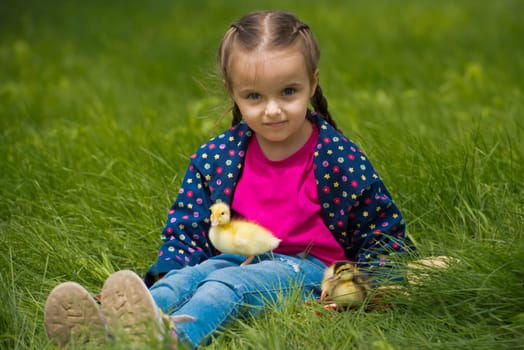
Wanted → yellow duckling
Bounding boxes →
[320,260,370,308]
[208,202,281,266]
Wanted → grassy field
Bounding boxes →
[1,0,523,349]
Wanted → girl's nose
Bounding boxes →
[265,100,282,116]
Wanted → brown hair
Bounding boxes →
[217,10,338,131]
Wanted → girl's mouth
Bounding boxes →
[264,121,287,129]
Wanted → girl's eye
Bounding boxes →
[282,88,296,96]
[246,92,260,100]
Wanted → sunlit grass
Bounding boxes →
[1,0,523,349]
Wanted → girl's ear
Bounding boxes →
[311,69,320,97]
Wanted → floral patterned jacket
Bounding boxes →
[145,113,413,286]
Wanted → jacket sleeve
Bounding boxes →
[346,181,414,284]
[145,157,215,286]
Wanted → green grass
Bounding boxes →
[1,0,523,349]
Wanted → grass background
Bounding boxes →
[1,0,523,349]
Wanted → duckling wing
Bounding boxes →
[209,226,256,256]
[230,221,280,255]
[331,282,365,306]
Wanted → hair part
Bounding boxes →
[217,10,339,131]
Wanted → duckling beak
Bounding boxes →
[211,218,219,226]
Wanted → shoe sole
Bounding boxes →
[44,281,106,347]
[101,270,161,342]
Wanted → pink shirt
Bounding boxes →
[231,124,347,266]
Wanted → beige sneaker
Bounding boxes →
[101,270,166,345]
[101,270,195,348]
[44,281,107,347]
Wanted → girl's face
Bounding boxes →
[228,44,318,157]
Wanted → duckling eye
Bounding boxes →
[221,211,225,216]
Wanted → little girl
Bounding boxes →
[45,10,413,349]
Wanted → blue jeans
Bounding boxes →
[149,253,326,348]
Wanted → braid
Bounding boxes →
[311,84,340,131]
[231,102,242,126]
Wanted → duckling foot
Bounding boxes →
[240,256,255,266]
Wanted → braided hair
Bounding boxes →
[217,10,339,131]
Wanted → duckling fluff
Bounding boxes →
[208,202,281,266]
[320,260,370,308]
